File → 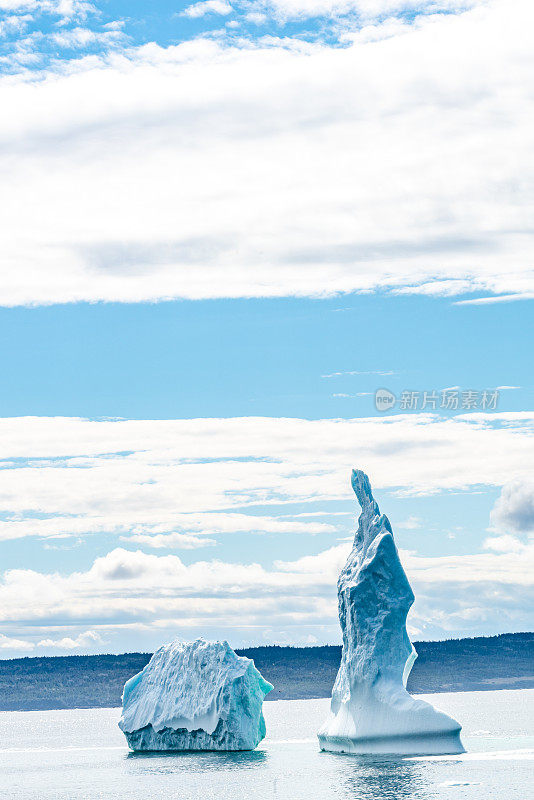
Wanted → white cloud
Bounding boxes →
[322,370,396,378]
[483,534,524,553]
[0,0,95,19]
[244,10,267,23]
[252,0,482,23]
[332,392,372,397]
[0,0,37,8]
[0,632,34,650]
[0,12,32,36]
[455,293,534,305]
[123,513,335,548]
[0,1,533,305]
[490,481,534,534]
[1,537,532,654]
[37,629,103,650]
[50,26,125,49]
[126,532,217,549]
[0,411,531,653]
[0,413,532,545]
[274,542,349,573]
[182,0,233,17]
[0,508,337,545]
[397,515,422,529]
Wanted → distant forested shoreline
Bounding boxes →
[0,632,532,712]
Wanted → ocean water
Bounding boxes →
[1,689,532,799]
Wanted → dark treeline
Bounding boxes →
[0,632,532,711]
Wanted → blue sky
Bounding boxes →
[1,0,477,71]
[0,0,533,658]
[0,294,530,419]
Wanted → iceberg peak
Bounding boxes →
[318,470,464,755]
[350,468,374,508]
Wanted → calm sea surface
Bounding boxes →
[1,689,532,799]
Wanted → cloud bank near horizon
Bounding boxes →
[2,539,532,655]
[0,411,532,655]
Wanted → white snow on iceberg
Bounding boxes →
[119,638,273,751]
[318,469,464,755]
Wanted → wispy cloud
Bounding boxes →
[182,0,233,18]
[249,0,483,24]
[0,1,96,23]
[397,515,423,530]
[125,532,216,549]
[332,392,372,397]
[49,25,126,49]
[323,370,396,378]
[454,293,534,306]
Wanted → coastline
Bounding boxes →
[0,633,532,712]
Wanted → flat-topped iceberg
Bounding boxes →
[119,638,273,751]
[318,470,464,755]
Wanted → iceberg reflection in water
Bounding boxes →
[125,748,268,771]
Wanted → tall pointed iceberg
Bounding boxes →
[318,470,464,755]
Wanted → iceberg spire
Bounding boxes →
[318,470,464,755]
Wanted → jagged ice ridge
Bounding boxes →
[119,638,273,751]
